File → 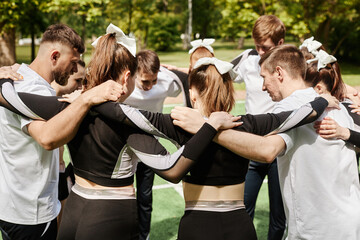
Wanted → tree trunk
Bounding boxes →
[183,0,192,50]
[0,28,16,67]
[31,30,35,61]
[81,15,86,61]
[237,37,245,49]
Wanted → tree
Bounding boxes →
[18,0,49,61]
[147,13,181,51]
[47,0,109,59]
[279,0,360,54]
[220,0,259,48]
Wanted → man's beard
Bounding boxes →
[53,70,70,86]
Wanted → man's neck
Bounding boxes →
[282,77,309,99]
[29,58,53,84]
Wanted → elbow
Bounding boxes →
[168,176,182,184]
[263,145,278,163]
[252,145,277,163]
[263,155,276,163]
[164,173,182,184]
[155,170,182,184]
[38,136,59,150]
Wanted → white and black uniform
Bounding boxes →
[274,88,360,239]
[0,79,216,240]
[124,66,190,240]
[92,96,329,240]
[0,65,59,240]
[0,79,329,240]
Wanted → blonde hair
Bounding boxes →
[189,65,235,116]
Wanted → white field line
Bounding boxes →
[153,182,184,198]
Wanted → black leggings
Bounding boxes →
[57,191,138,240]
[178,209,257,240]
[0,218,57,240]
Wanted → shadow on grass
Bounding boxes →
[151,216,182,240]
[254,209,270,240]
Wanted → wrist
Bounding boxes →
[206,118,221,131]
[76,93,93,108]
[340,128,350,141]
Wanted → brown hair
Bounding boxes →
[252,15,286,45]
[41,24,85,54]
[259,45,306,80]
[189,47,214,72]
[189,65,235,116]
[301,47,345,101]
[136,50,160,75]
[77,59,86,68]
[83,33,137,91]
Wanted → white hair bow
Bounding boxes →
[193,57,238,80]
[92,23,136,57]
[299,36,322,55]
[306,49,337,71]
[188,38,215,55]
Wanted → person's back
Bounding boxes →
[274,88,360,239]
[261,45,360,239]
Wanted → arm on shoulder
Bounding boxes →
[213,129,286,163]
[27,80,124,150]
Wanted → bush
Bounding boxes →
[148,13,181,51]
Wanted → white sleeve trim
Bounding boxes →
[129,145,184,170]
[2,82,43,120]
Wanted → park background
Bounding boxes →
[1,0,360,240]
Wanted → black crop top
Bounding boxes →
[93,99,328,185]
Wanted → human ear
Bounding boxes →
[275,66,284,81]
[121,70,131,85]
[314,83,324,94]
[50,51,60,65]
[189,89,195,102]
[277,38,284,46]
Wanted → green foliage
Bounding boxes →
[2,0,360,64]
[220,0,260,40]
[278,0,360,52]
[147,14,181,51]
[0,0,50,33]
[191,0,223,38]
[45,0,109,42]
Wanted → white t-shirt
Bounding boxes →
[124,66,182,112]
[274,87,360,239]
[233,50,275,114]
[0,64,60,225]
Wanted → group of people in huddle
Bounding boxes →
[0,14,359,240]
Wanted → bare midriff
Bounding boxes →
[183,182,244,202]
[75,175,134,189]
